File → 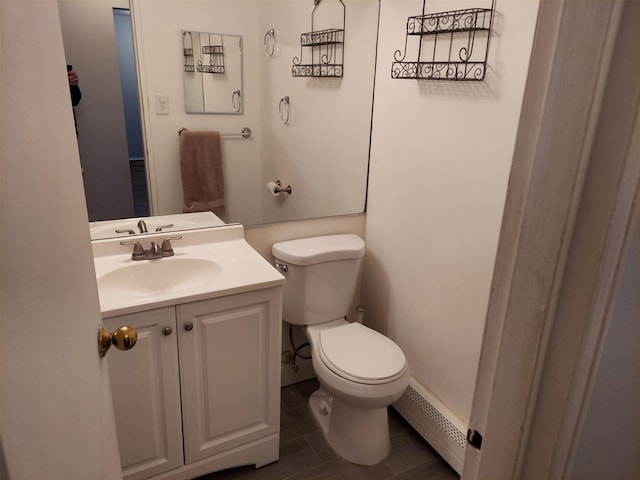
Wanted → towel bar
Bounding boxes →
[178,127,252,139]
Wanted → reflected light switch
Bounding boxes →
[155,95,170,115]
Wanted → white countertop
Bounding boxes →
[93,224,284,318]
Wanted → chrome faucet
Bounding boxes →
[137,220,148,233]
[120,235,183,261]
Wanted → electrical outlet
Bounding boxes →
[155,95,170,115]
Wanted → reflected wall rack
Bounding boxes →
[292,0,345,78]
[183,32,195,72]
[198,43,225,74]
[392,0,495,81]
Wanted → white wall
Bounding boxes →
[362,0,539,422]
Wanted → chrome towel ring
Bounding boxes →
[231,90,242,112]
[279,96,291,125]
[264,29,276,57]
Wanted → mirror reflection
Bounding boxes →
[183,31,244,114]
[58,0,149,222]
[89,212,227,240]
[58,0,378,237]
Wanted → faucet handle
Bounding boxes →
[115,229,136,235]
[149,241,162,256]
[155,223,174,232]
[120,240,145,260]
[161,235,183,256]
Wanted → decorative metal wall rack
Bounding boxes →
[198,36,225,74]
[292,0,345,78]
[183,32,195,72]
[183,32,226,74]
[391,0,495,81]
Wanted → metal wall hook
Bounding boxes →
[231,90,242,112]
[264,29,276,57]
[279,96,291,125]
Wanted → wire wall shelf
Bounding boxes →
[197,63,225,74]
[183,32,226,75]
[199,41,225,74]
[392,0,495,81]
[292,0,345,78]
[183,32,195,72]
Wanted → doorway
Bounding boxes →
[113,7,149,217]
[57,0,149,221]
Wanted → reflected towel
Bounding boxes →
[179,130,225,219]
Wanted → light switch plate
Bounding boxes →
[154,95,170,115]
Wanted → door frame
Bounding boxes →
[464,1,640,478]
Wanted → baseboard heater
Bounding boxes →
[393,377,467,475]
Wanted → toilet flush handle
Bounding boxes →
[275,262,288,273]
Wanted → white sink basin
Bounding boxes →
[98,258,222,298]
[92,225,284,317]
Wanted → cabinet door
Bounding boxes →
[105,307,183,480]
[178,288,282,464]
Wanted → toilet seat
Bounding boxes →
[318,323,407,385]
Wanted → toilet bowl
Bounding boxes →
[272,234,409,465]
[305,318,410,465]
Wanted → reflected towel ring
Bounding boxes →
[264,29,276,57]
[279,96,291,125]
[232,90,242,112]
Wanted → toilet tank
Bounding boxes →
[272,234,365,325]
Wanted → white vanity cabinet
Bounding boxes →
[105,287,282,480]
[178,288,282,465]
[104,307,183,480]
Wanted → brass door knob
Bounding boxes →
[99,325,138,357]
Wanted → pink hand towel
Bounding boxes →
[179,130,226,219]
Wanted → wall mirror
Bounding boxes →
[57,0,379,238]
[183,31,244,114]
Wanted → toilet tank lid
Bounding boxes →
[272,234,365,266]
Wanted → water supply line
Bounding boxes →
[288,324,311,372]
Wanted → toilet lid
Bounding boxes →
[318,323,407,384]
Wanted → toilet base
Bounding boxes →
[309,388,391,465]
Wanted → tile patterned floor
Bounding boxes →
[197,379,460,480]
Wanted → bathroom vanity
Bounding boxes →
[94,224,284,480]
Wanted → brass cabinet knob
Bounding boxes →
[99,325,138,358]
[183,322,194,332]
[162,327,173,336]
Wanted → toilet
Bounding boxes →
[272,234,410,465]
